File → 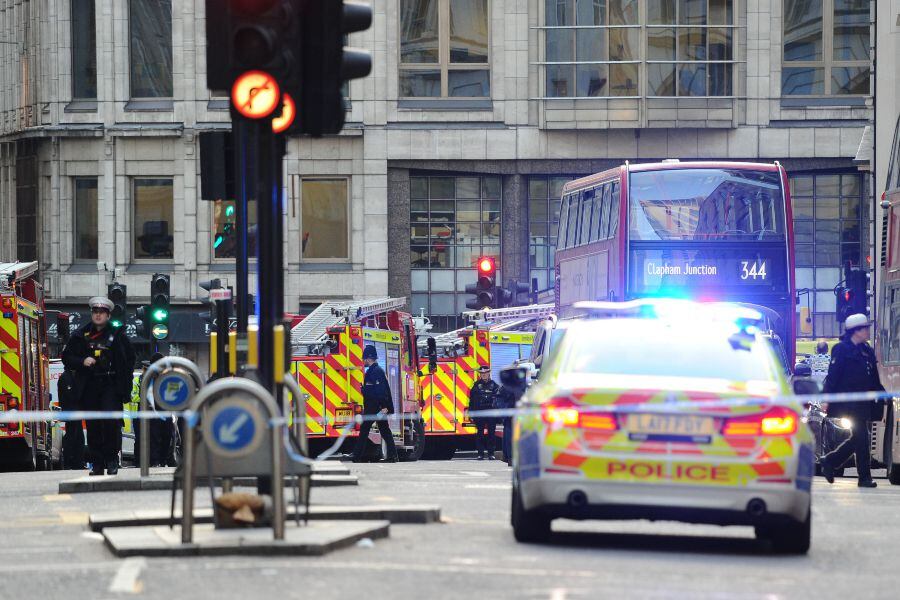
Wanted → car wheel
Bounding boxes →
[756,510,811,555]
[511,478,551,544]
[883,407,900,485]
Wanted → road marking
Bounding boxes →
[58,511,89,525]
[465,484,511,490]
[371,496,396,502]
[550,589,567,600]
[109,557,146,594]
[43,494,72,502]
[461,471,489,477]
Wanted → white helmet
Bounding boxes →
[88,296,114,312]
[844,313,870,331]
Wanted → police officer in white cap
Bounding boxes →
[61,296,135,475]
[820,313,885,488]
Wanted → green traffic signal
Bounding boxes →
[110,319,123,328]
[151,308,169,322]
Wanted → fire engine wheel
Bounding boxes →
[398,420,425,462]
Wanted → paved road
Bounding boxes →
[1,459,899,600]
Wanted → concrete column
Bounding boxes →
[387,167,411,305]
[501,173,528,285]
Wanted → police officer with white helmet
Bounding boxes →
[820,313,885,488]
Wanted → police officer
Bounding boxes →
[470,366,499,460]
[61,297,135,475]
[820,313,885,488]
[351,346,399,463]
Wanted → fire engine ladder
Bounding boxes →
[462,303,555,326]
[290,297,407,350]
[0,261,39,291]
[423,304,556,350]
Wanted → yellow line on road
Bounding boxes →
[43,494,73,502]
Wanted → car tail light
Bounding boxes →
[541,398,618,431]
[722,406,798,437]
[542,399,579,426]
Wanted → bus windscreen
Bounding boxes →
[629,169,785,241]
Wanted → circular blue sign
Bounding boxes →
[211,406,257,452]
[156,375,191,410]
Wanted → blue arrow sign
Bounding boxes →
[157,375,191,410]
[211,406,257,452]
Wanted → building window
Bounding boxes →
[782,0,870,96]
[301,179,350,261]
[71,0,97,99]
[212,200,258,259]
[399,0,490,98]
[74,178,98,260]
[133,178,174,259]
[791,172,863,337]
[410,175,501,330]
[541,0,735,98]
[129,0,173,98]
[528,176,574,291]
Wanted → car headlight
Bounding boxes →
[829,417,853,430]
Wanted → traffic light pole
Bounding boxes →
[232,109,251,335]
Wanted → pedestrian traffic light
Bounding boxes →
[150,274,171,340]
[465,257,496,310]
[295,0,372,136]
[135,306,149,338]
[835,267,871,322]
[205,0,300,95]
[198,278,222,330]
[107,282,127,328]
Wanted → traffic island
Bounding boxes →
[89,504,441,532]
[102,519,390,557]
[58,467,356,494]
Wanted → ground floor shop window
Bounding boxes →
[410,174,501,330]
[791,171,864,338]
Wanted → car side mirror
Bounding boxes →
[499,365,528,392]
[793,379,820,395]
[793,363,812,378]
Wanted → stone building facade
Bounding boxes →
[0,0,875,356]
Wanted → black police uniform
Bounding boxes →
[61,322,134,473]
[822,336,886,483]
[351,361,399,462]
[470,376,499,458]
[58,369,85,469]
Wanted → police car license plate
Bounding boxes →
[335,408,353,424]
[626,414,715,439]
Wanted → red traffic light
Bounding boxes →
[477,257,495,275]
[844,290,852,302]
[272,93,296,133]
[231,70,280,119]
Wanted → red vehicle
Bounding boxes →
[555,160,797,366]
[874,115,900,484]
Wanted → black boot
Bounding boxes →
[106,461,119,476]
[820,460,835,484]
[89,464,104,476]
[858,479,877,488]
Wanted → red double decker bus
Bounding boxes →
[554,160,796,366]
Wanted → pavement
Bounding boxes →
[2,458,900,599]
